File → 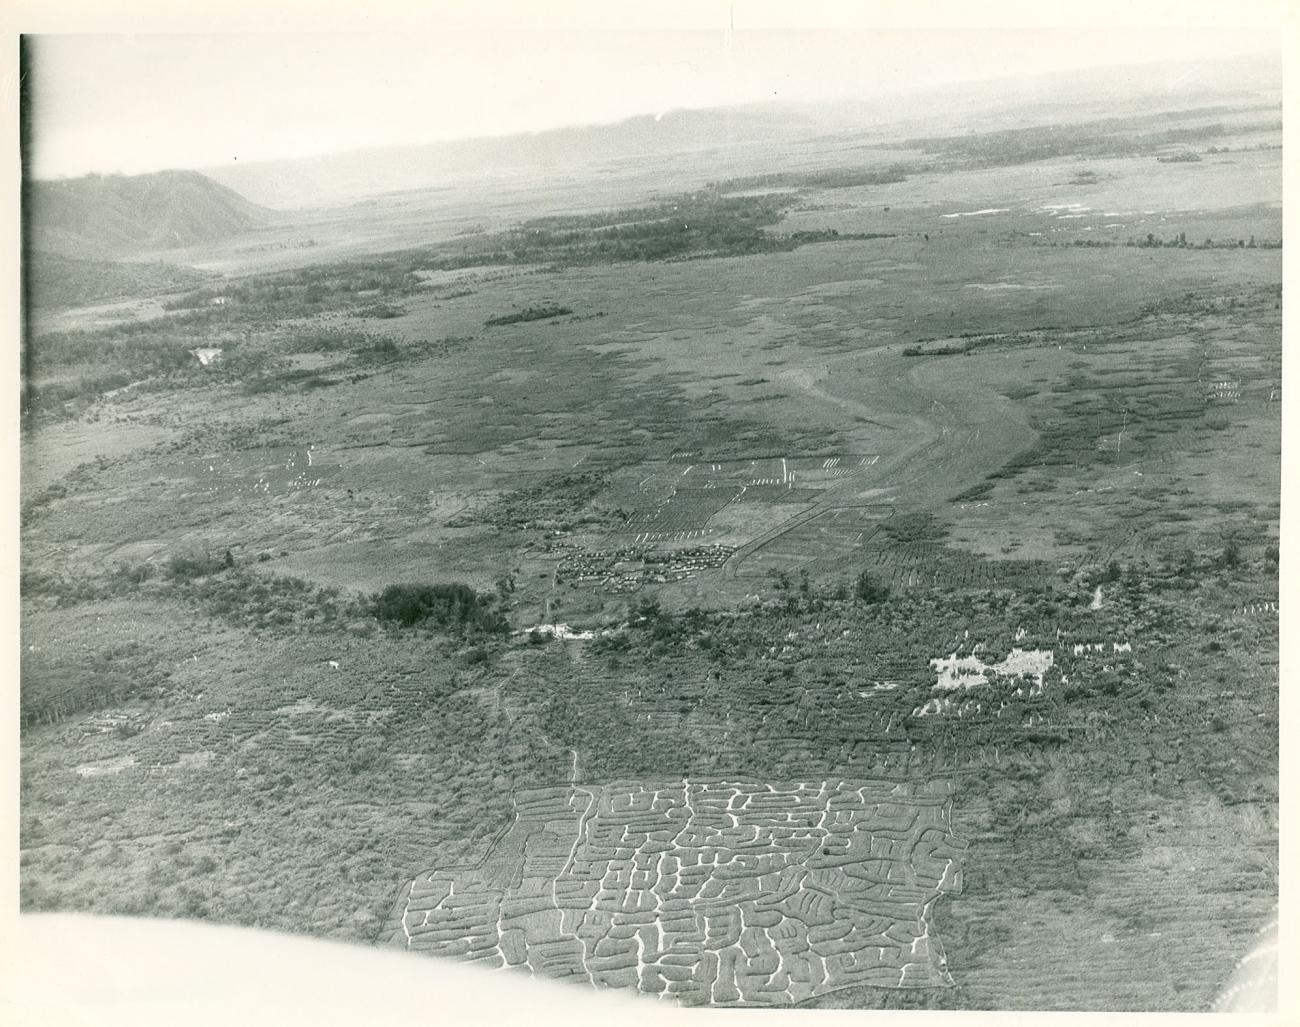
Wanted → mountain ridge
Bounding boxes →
[26,169,270,258]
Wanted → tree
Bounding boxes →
[1217,538,1241,569]
[854,571,890,605]
[634,595,661,624]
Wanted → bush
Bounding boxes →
[1216,539,1242,569]
[372,582,507,634]
[951,482,995,503]
[166,549,228,581]
[357,302,405,319]
[880,512,947,543]
[854,571,890,605]
[484,305,573,328]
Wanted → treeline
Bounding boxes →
[23,553,507,638]
[710,164,913,191]
[24,183,898,420]
[20,651,166,731]
[1127,232,1280,250]
[21,564,508,731]
[907,108,1281,168]
[1025,236,1281,251]
[27,190,804,414]
[495,191,798,264]
[37,186,857,350]
[786,230,896,244]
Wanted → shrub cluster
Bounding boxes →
[372,583,507,634]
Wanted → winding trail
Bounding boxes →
[723,343,1035,578]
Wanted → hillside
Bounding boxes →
[26,169,270,257]
[24,252,216,312]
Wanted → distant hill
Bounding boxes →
[26,169,270,258]
[202,104,834,208]
[201,51,1279,209]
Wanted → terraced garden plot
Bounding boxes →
[620,486,742,542]
[611,454,887,549]
[670,454,880,489]
[733,506,896,579]
[639,454,879,493]
[854,539,1057,590]
[383,778,965,1006]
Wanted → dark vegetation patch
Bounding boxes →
[711,164,914,191]
[484,305,573,327]
[951,481,996,503]
[879,512,948,543]
[20,558,509,727]
[905,106,1281,167]
[450,472,613,530]
[1126,232,1279,250]
[372,583,507,634]
[21,312,415,417]
[356,301,406,319]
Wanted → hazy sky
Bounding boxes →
[26,20,1279,178]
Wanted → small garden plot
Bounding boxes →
[663,455,877,491]
[624,486,742,535]
[1207,380,1242,403]
[736,506,893,579]
[737,485,822,504]
[855,538,1056,590]
[784,454,880,485]
[668,457,790,487]
[557,543,734,587]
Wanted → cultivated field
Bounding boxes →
[381,778,964,1005]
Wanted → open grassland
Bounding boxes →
[20,102,1279,1010]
